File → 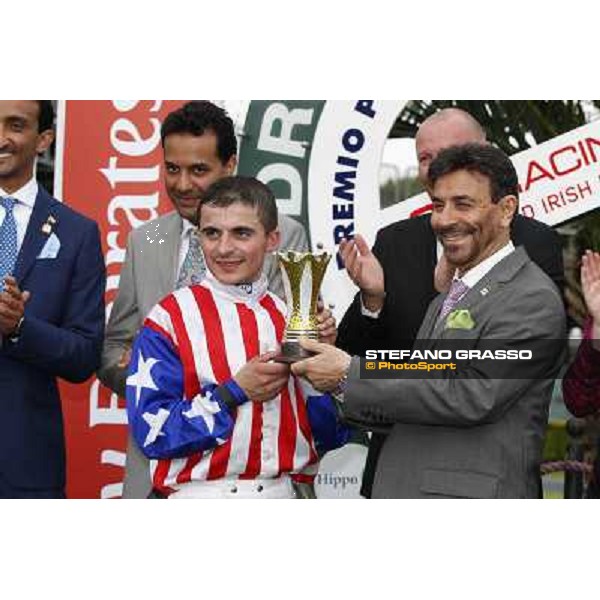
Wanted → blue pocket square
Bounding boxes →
[38,233,61,260]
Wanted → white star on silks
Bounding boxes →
[142,408,170,447]
[126,353,160,406]
[182,392,222,435]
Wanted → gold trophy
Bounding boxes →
[276,251,331,363]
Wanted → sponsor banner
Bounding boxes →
[314,444,367,499]
[390,120,600,227]
[513,121,600,225]
[307,101,407,317]
[55,100,186,498]
[237,100,325,240]
[238,100,411,318]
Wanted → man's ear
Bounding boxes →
[499,195,518,226]
[225,154,237,176]
[266,228,281,253]
[36,129,54,155]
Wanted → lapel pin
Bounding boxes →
[41,214,57,236]
[480,287,489,296]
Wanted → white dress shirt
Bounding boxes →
[360,240,515,318]
[458,241,515,288]
[0,177,39,251]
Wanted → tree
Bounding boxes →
[391,100,590,153]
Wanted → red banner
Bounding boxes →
[55,100,186,498]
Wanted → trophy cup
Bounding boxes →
[276,251,331,363]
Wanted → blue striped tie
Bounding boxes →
[0,196,18,292]
[176,230,206,289]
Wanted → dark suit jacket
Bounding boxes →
[0,187,105,497]
[336,213,564,497]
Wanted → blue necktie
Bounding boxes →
[176,230,206,289]
[0,196,18,292]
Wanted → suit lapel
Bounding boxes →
[14,188,56,286]
[430,247,529,338]
[418,295,444,340]
[158,212,183,294]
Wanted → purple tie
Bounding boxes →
[438,279,469,322]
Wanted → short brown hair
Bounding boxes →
[199,176,278,233]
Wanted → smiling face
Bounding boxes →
[0,100,54,193]
[163,131,236,224]
[430,169,516,276]
[199,201,280,285]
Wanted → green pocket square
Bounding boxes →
[446,309,476,330]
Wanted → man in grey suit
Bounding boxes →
[98,101,310,498]
[293,143,566,498]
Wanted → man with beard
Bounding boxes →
[98,101,320,498]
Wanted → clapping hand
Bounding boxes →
[339,235,385,312]
[0,276,30,336]
[582,250,600,346]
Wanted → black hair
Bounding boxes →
[428,143,519,203]
[161,101,237,164]
[36,101,54,132]
[199,176,278,233]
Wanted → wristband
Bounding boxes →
[331,357,351,402]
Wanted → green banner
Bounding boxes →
[237,100,325,247]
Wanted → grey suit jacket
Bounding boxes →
[97,211,308,498]
[343,247,566,498]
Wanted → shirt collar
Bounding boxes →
[203,268,269,303]
[180,217,197,238]
[457,241,515,289]
[0,177,38,208]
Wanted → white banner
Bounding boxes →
[390,120,600,227]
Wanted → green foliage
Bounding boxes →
[380,176,424,208]
[576,209,600,253]
[391,100,589,154]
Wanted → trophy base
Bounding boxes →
[274,341,315,364]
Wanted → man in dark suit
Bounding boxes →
[337,108,564,497]
[0,100,105,498]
